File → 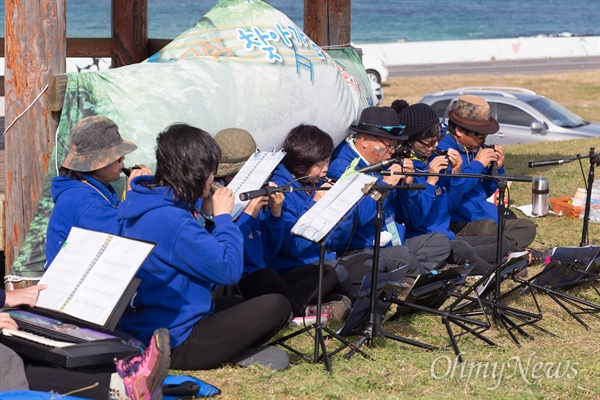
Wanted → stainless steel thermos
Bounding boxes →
[532,177,549,216]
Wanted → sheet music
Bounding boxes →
[291,173,377,243]
[36,227,154,326]
[226,151,286,220]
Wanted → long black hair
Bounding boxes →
[154,123,221,207]
[281,124,334,178]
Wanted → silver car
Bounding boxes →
[418,87,600,145]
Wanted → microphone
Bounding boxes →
[528,159,573,168]
[355,157,400,173]
[239,186,293,201]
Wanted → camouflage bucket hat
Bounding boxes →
[61,116,137,172]
[215,128,257,178]
[448,94,499,135]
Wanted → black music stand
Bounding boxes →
[343,183,449,357]
[499,246,600,329]
[378,169,548,345]
[268,177,375,372]
[270,240,369,372]
[338,266,412,338]
[386,264,498,363]
[517,147,600,328]
[413,171,553,346]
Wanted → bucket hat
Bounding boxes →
[61,116,137,172]
[448,95,499,135]
[350,106,408,141]
[215,128,257,177]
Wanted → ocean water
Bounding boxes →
[1,0,599,43]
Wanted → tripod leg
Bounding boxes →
[442,316,463,363]
[315,326,332,373]
[382,332,438,350]
[320,325,371,360]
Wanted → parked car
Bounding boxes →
[418,87,600,145]
[361,53,389,84]
[371,80,384,106]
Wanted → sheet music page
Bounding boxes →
[226,151,286,220]
[36,227,154,326]
[292,173,377,243]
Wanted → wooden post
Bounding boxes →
[4,0,66,271]
[304,0,351,47]
[111,0,148,68]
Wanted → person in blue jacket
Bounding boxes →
[118,123,291,370]
[207,127,306,317]
[267,124,358,310]
[327,106,451,281]
[45,116,150,267]
[393,100,509,275]
[437,95,536,254]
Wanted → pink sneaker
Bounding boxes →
[116,328,170,400]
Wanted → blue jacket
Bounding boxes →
[327,140,412,250]
[117,176,244,347]
[437,134,505,224]
[45,175,121,267]
[236,210,284,274]
[404,156,465,239]
[268,163,351,274]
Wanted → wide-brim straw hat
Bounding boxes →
[215,128,257,178]
[350,106,408,141]
[448,94,499,135]
[61,116,137,172]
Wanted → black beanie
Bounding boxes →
[397,103,440,139]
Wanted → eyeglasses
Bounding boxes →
[374,136,400,152]
[463,128,487,139]
[361,122,405,133]
[416,139,438,148]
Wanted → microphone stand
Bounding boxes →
[529,147,600,246]
[578,148,599,247]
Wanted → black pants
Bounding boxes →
[236,268,307,317]
[170,293,291,370]
[450,235,510,275]
[451,215,536,252]
[338,232,452,285]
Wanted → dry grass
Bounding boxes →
[174,71,600,399]
[380,70,600,123]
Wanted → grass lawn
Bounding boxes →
[173,71,600,399]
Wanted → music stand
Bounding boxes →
[520,147,600,328]
[269,173,378,372]
[386,264,497,363]
[498,246,600,329]
[270,241,370,372]
[342,182,454,358]
[377,169,547,345]
[338,267,411,336]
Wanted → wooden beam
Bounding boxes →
[0,37,170,59]
[4,0,66,270]
[111,0,148,68]
[304,0,351,47]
